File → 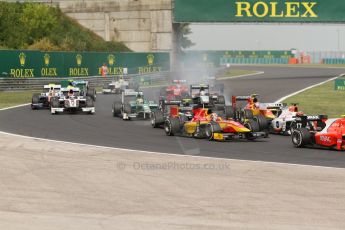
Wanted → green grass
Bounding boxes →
[217,69,260,80]
[283,81,345,118]
[0,90,38,109]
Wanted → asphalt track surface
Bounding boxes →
[1,66,345,168]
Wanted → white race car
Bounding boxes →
[270,104,303,135]
[102,76,131,94]
[50,87,95,114]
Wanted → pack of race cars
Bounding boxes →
[31,80,96,114]
[31,78,345,151]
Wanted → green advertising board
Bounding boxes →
[181,50,292,68]
[0,50,170,78]
[174,0,345,23]
[335,78,345,91]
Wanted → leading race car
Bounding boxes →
[31,84,61,109]
[112,89,158,120]
[164,106,266,141]
[290,115,345,150]
[50,87,95,114]
[102,76,139,94]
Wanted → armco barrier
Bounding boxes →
[0,72,170,91]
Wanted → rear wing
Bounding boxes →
[161,100,182,106]
[123,89,142,96]
[190,84,209,90]
[263,103,285,110]
[61,87,80,92]
[44,84,61,90]
[294,115,328,131]
[232,96,251,101]
[172,79,187,84]
[295,115,328,122]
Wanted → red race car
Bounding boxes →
[160,80,190,101]
[291,115,345,150]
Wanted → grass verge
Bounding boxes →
[0,90,38,109]
[283,81,345,118]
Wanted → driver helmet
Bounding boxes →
[200,87,206,96]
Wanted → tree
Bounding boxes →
[173,23,195,54]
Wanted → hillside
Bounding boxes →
[0,2,130,52]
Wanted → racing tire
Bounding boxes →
[255,114,269,130]
[86,96,94,107]
[292,128,311,148]
[205,121,222,141]
[245,119,260,133]
[164,117,181,136]
[87,88,96,101]
[151,110,164,128]
[51,97,60,108]
[31,94,40,110]
[112,102,122,117]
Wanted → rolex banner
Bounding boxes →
[174,0,345,23]
[0,50,170,78]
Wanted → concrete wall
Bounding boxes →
[56,0,173,52]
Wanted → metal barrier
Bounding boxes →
[0,72,170,91]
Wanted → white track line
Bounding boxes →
[217,71,265,80]
[274,73,345,103]
[0,130,344,170]
[0,103,30,111]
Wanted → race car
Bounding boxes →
[62,80,96,101]
[31,84,61,109]
[112,89,158,120]
[102,76,138,94]
[190,84,226,110]
[291,115,345,151]
[151,99,193,128]
[231,94,280,133]
[228,96,274,133]
[164,106,266,141]
[50,87,95,114]
[159,80,190,101]
[270,103,304,135]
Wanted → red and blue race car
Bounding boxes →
[291,115,345,150]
